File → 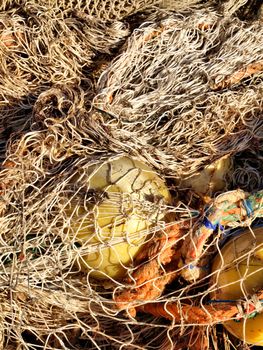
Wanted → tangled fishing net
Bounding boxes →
[0,0,262,349]
[94,6,263,179]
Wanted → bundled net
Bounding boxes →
[0,0,262,349]
[93,7,263,179]
[0,0,131,164]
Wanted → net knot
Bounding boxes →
[236,295,263,321]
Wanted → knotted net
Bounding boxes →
[0,1,262,349]
[94,7,263,179]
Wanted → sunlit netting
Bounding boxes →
[0,0,158,18]
[0,0,209,20]
[160,0,205,10]
[1,119,263,348]
[59,0,160,21]
[0,131,188,348]
[0,5,129,101]
[0,86,262,348]
[0,2,262,350]
[93,8,263,179]
[0,3,130,165]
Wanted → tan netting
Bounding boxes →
[61,0,160,21]
[0,0,209,20]
[0,1,262,349]
[0,6,129,100]
[1,124,263,348]
[160,0,204,10]
[0,2,130,166]
[0,0,156,19]
[93,8,263,179]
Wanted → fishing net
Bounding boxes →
[0,0,159,19]
[221,0,263,18]
[0,0,213,20]
[2,114,263,349]
[0,0,262,349]
[0,1,131,165]
[0,6,130,98]
[93,7,263,180]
